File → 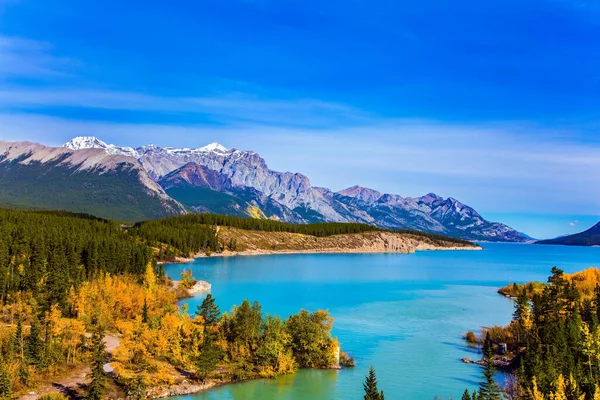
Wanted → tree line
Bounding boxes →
[132,213,384,237]
[131,213,474,254]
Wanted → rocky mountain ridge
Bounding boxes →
[58,136,530,242]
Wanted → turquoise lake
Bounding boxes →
[165,243,600,400]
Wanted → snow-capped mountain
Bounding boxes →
[0,139,186,221]
[62,136,140,158]
[63,137,231,159]
[56,136,531,241]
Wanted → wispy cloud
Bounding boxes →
[569,220,579,227]
[0,87,373,128]
[0,33,370,128]
[0,35,76,79]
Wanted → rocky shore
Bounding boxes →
[461,355,514,370]
[148,380,223,398]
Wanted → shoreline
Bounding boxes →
[161,245,482,265]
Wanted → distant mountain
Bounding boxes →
[537,222,600,246]
[60,136,530,241]
[0,140,185,221]
[333,186,529,242]
[1,135,531,241]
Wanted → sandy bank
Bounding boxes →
[188,228,482,260]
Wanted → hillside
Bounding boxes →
[214,226,480,256]
[537,221,600,246]
[0,140,186,221]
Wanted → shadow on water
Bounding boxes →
[451,376,480,386]
[442,341,480,355]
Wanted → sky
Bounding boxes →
[0,0,599,239]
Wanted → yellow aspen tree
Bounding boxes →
[550,374,567,400]
[566,373,585,400]
[595,325,600,379]
[581,323,596,380]
[144,263,157,295]
[531,377,545,400]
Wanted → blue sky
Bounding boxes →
[0,0,599,239]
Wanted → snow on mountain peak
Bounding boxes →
[200,142,229,152]
[62,136,109,151]
[61,137,233,158]
[62,136,139,157]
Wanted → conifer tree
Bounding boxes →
[26,316,42,368]
[87,326,107,400]
[196,294,221,327]
[462,388,472,400]
[15,318,24,359]
[478,341,502,400]
[363,366,385,400]
[513,288,529,322]
[0,357,11,398]
[195,339,221,382]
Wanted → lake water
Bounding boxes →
[165,243,600,400]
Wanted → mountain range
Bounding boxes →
[0,136,531,242]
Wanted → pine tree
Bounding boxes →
[478,343,502,400]
[363,366,385,400]
[462,388,473,400]
[195,339,221,382]
[26,316,42,368]
[513,288,529,323]
[0,357,11,398]
[482,332,493,356]
[196,294,221,327]
[87,326,107,400]
[15,318,24,359]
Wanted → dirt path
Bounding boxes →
[20,334,121,400]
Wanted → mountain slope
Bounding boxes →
[0,140,186,221]
[57,136,531,241]
[158,163,306,222]
[537,222,600,246]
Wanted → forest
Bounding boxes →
[0,208,342,398]
[131,213,473,257]
[464,267,600,400]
